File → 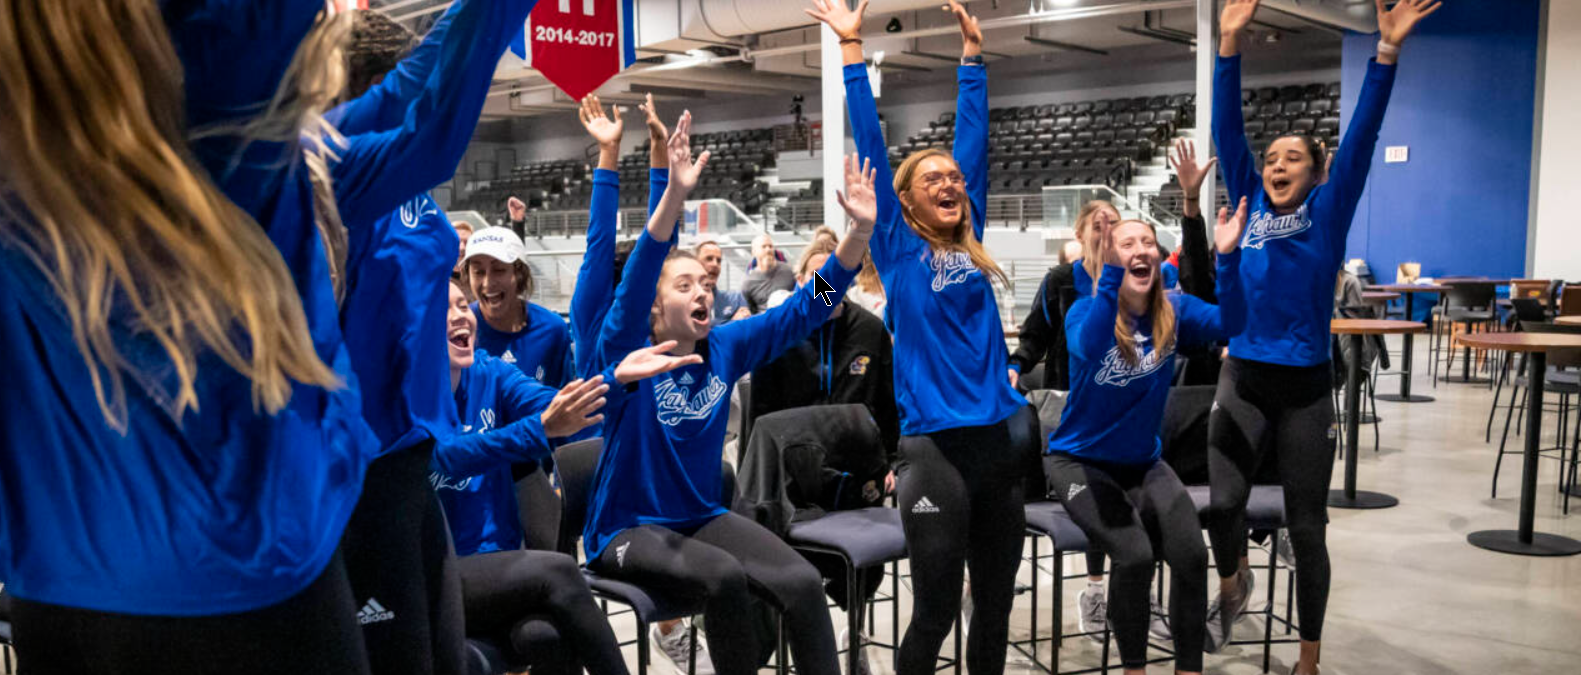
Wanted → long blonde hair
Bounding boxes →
[1075,199,1118,295]
[1111,221,1176,366]
[893,148,1008,287]
[0,0,344,428]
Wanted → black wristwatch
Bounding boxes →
[961,54,984,66]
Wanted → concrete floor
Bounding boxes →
[614,338,1581,675]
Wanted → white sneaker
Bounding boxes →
[840,628,875,675]
[1077,583,1107,643]
[652,621,715,675]
[1276,528,1298,569]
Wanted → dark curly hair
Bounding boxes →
[344,10,418,101]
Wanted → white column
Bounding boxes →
[821,22,847,231]
[1196,0,1216,210]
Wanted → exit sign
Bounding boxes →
[1385,146,1409,163]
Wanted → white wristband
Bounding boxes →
[1378,40,1400,56]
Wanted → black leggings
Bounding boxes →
[342,441,466,675]
[1206,356,1334,642]
[588,512,838,675]
[9,551,370,675]
[1045,454,1208,672]
[895,405,1038,675]
[457,550,628,675]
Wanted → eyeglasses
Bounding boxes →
[918,171,966,189]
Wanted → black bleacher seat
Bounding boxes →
[1035,104,1056,117]
[1243,120,1266,138]
[1156,109,1179,126]
[1093,129,1115,148]
[1291,118,1317,134]
[1279,85,1304,101]
[1281,100,1308,118]
[1146,95,1167,109]
[1316,117,1341,135]
[1112,111,1134,127]
[1256,86,1279,102]
[1258,102,1281,118]
[1264,119,1291,135]
[1071,101,1093,114]
[1308,99,1333,116]
[1242,104,1259,121]
[1303,83,1327,100]
[1168,93,1193,107]
[1091,100,1112,114]
[1092,113,1113,128]
[1132,110,1155,127]
[1242,89,1257,104]
[1327,82,1342,98]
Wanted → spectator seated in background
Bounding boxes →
[696,237,750,325]
[741,233,796,313]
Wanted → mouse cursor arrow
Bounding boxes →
[812,272,836,307]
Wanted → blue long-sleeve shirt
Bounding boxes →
[0,1,380,616]
[570,168,669,380]
[431,352,617,556]
[1212,54,1395,367]
[844,63,1024,435]
[474,301,574,388]
[326,2,458,135]
[582,231,859,559]
[1049,252,1245,465]
[331,0,521,455]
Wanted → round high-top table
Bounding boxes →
[1366,284,1446,402]
[1557,316,1581,328]
[1457,331,1581,556]
[1328,319,1425,509]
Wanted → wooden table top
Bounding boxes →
[1556,316,1581,327]
[1455,331,1581,353]
[1439,278,1512,286]
[1331,319,1427,335]
[1362,291,1401,302]
[1366,283,1447,293]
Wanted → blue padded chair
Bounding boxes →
[554,438,709,675]
[786,506,908,675]
[1185,484,1295,673]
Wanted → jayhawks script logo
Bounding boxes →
[929,250,978,292]
[653,371,728,426]
[1093,335,1170,387]
[430,408,496,490]
[1241,205,1311,249]
[399,196,441,229]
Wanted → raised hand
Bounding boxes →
[666,111,710,194]
[1220,0,1262,36]
[1215,197,1249,254]
[806,0,868,40]
[1102,222,1122,269]
[637,92,668,143]
[1376,0,1442,47]
[540,376,609,438]
[578,94,624,147]
[945,1,983,56]
[614,341,705,384]
[835,153,878,232]
[1168,139,1218,201]
[507,196,527,222]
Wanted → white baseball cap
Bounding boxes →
[464,227,527,265]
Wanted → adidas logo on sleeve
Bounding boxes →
[911,496,941,514]
[357,598,396,625]
[1067,483,1087,501]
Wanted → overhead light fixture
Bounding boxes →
[886,17,903,33]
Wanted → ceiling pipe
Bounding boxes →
[743,0,1194,61]
[696,0,941,39]
[1261,0,1376,33]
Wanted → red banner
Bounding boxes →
[527,0,631,101]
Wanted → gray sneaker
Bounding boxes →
[652,621,715,675]
[1077,584,1107,642]
[1147,593,1172,642]
[1211,569,1255,648]
[1276,528,1298,569]
[840,629,875,675]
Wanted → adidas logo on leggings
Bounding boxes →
[357,598,396,625]
[911,496,941,514]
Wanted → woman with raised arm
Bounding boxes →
[1205,2,1439,673]
[433,278,697,675]
[1048,202,1248,675]
[806,2,1039,673]
[582,111,872,675]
